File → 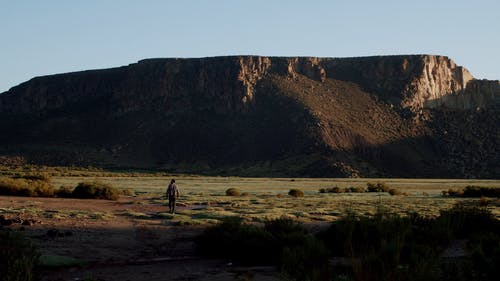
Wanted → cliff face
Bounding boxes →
[0,55,498,178]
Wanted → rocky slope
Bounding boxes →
[0,55,498,178]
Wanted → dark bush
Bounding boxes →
[348,186,366,193]
[196,216,324,271]
[318,205,500,281]
[197,207,500,281]
[438,205,499,238]
[0,229,39,281]
[288,189,304,197]
[329,186,344,193]
[366,182,390,192]
[196,217,274,264]
[55,186,74,198]
[467,232,500,281]
[320,186,366,194]
[462,186,500,198]
[225,188,240,196]
[281,236,331,281]
[72,181,119,200]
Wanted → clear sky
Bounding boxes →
[1,0,499,92]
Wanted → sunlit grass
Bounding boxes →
[0,174,493,224]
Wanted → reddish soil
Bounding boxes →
[0,196,279,281]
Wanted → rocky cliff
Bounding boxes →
[0,55,498,178]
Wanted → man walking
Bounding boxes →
[166,179,180,214]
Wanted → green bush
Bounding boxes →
[0,229,40,281]
[366,182,390,192]
[225,188,240,196]
[72,181,119,200]
[288,189,304,197]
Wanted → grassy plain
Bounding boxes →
[51,175,500,224]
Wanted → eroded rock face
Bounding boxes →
[0,55,498,178]
[323,55,499,112]
[237,56,271,104]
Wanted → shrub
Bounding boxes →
[72,181,119,200]
[0,177,30,196]
[288,189,304,197]
[120,189,135,196]
[32,180,55,197]
[55,186,74,198]
[388,188,402,196]
[197,217,318,268]
[329,186,344,193]
[281,237,331,281]
[462,186,500,198]
[349,186,366,193]
[0,229,40,281]
[14,173,51,182]
[225,188,240,196]
[0,176,55,197]
[196,217,274,264]
[319,188,327,193]
[438,205,499,238]
[479,196,492,207]
[444,188,463,197]
[366,182,390,192]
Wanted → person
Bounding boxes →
[166,179,180,214]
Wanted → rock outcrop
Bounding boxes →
[0,55,498,178]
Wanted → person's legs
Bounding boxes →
[171,197,176,214]
[168,196,174,213]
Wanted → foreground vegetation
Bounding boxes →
[3,204,498,281]
[0,175,121,200]
[197,205,500,281]
[0,229,39,281]
[0,167,499,281]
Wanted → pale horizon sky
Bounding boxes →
[1,0,499,93]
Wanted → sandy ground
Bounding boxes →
[0,195,280,281]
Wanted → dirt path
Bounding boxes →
[0,196,279,281]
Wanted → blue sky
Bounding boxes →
[1,0,499,92]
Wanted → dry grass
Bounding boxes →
[45,175,500,223]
